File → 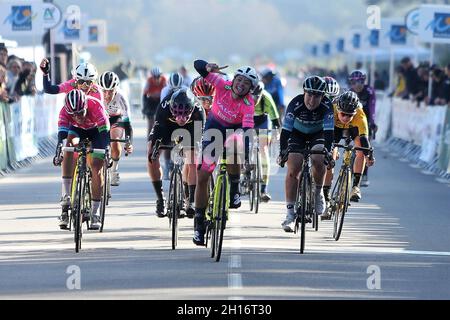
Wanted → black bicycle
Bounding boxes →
[241,135,262,214]
[281,142,329,254]
[151,137,186,250]
[58,139,107,253]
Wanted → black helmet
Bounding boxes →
[303,76,327,94]
[169,88,196,118]
[336,91,360,114]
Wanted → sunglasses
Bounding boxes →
[339,112,355,118]
[349,79,364,85]
[305,90,324,97]
[197,96,213,102]
[77,79,93,86]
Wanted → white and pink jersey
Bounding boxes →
[58,97,110,132]
[58,79,104,102]
[205,73,255,128]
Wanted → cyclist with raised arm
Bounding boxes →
[98,71,134,186]
[348,70,377,187]
[278,76,334,233]
[191,76,215,117]
[322,91,375,216]
[143,67,167,135]
[147,88,206,219]
[40,59,103,101]
[54,90,110,230]
[192,60,257,246]
[252,81,281,202]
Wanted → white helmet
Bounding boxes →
[169,72,183,89]
[98,71,120,90]
[74,62,98,81]
[235,66,259,88]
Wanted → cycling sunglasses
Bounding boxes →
[339,112,356,118]
[197,96,213,102]
[349,79,365,85]
[77,79,93,86]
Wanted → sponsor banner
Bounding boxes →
[0,1,44,37]
[437,105,450,173]
[374,92,392,143]
[0,102,8,170]
[85,19,108,47]
[380,18,413,48]
[419,106,447,163]
[418,4,450,44]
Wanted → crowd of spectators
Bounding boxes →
[0,44,37,104]
[393,57,450,106]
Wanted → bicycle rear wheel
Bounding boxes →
[333,168,351,241]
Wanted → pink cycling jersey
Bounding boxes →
[58,97,110,132]
[58,79,104,102]
[205,73,255,128]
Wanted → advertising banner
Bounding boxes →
[0,1,44,37]
[418,4,450,44]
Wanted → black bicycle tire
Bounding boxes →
[335,168,351,241]
[300,171,308,254]
[255,152,261,214]
[74,171,84,253]
[215,176,227,262]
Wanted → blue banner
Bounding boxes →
[390,25,407,45]
[336,38,345,52]
[369,30,379,47]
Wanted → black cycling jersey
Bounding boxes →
[280,94,334,152]
[148,92,206,147]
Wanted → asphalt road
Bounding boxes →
[1,117,450,300]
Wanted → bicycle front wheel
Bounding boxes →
[299,172,312,254]
[333,168,351,241]
[73,170,85,253]
[171,169,184,250]
[254,152,261,214]
[212,175,227,262]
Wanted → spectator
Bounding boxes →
[0,64,18,103]
[429,68,448,105]
[179,65,192,88]
[444,64,450,104]
[6,58,21,96]
[413,66,429,104]
[261,68,285,116]
[0,46,8,68]
[393,66,407,98]
[14,62,37,97]
[400,57,420,99]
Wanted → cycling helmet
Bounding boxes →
[348,70,367,82]
[336,91,360,115]
[74,62,98,81]
[170,88,196,118]
[303,76,327,94]
[235,66,259,88]
[191,76,215,97]
[253,81,265,97]
[261,68,276,79]
[323,76,340,98]
[168,72,183,89]
[64,89,87,115]
[151,66,162,78]
[98,71,120,90]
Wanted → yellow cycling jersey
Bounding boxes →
[333,104,369,137]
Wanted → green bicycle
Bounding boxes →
[205,151,230,262]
